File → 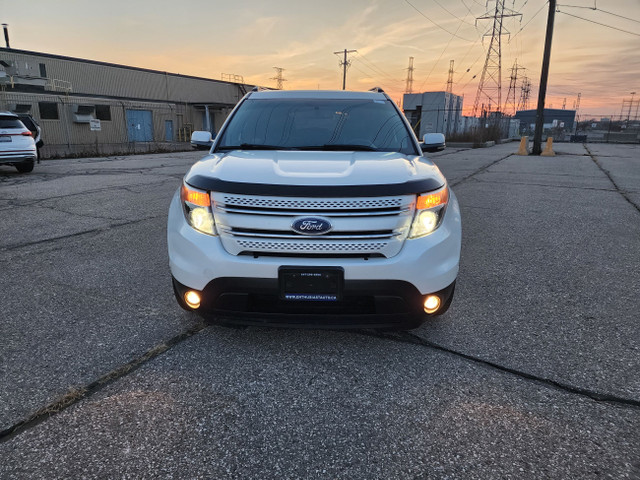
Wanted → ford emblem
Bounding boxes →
[291,217,333,236]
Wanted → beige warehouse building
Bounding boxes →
[0,47,254,158]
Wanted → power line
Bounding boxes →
[416,0,481,92]
[557,10,640,37]
[354,52,402,84]
[404,0,477,42]
[432,0,477,26]
[509,1,549,43]
[349,62,397,91]
[557,4,640,24]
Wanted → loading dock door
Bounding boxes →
[126,110,153,142]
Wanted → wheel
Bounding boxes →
[15,160,34,173]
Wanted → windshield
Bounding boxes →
[216,98,417,155]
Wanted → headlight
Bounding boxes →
[409,186,448,239]
[180,183,217,235]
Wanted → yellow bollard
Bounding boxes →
[516,136,529,155]
[541,137,555,156]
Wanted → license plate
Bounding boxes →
[0,136,11,142]
[279,267,344,301]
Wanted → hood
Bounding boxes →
[185,150,445,196]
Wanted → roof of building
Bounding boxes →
[0,47,240,87]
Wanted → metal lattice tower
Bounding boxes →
[517,76,531,111]
[503,59,523,116]
[620,92,637,121]
[472,0,521,117]
[405,57,415,94]
[446,60,454,95]
[271,67,287,90]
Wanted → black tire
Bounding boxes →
[15,161,34,173]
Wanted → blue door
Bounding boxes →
[126,110,153,142]
[165,120,174,141]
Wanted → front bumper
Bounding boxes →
[167,188,461,326]
[173,276,456,329]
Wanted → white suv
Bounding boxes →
[167,89,461,329]
[0,112,38,173]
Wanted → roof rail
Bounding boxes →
[369,87,385,93]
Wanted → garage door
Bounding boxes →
[126,110,153,142]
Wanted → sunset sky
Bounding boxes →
[1,0,638,117]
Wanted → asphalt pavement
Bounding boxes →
[1,143,639,479]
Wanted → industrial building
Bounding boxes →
[514,108,577,139]
[0,47,253,158]
[403,92,464,139]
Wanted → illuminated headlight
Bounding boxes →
[409,186,449,239]
[180,183,217,235]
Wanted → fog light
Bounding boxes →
[424,295,441,314]
[184,290,201,309]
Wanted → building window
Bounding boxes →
[95,105,111,121]
[39,63,47,78]
[39,102,59,120]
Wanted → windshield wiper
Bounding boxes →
[300,144,379,152]
[217,143,294,151]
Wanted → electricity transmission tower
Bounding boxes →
[472,0,521,117]
[405,57,415,94]
[517,76,531,111]
[620,92,637,121]
[503,59,523,116]
[333,49,357,90]
[271,67,287,90]
[446,60,454,95]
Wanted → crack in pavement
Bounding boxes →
[449,153,514,188]
[0,322,208,444]
[469,177,619,193]
[2,322,638,447]
[585,145,640,215]
[0,178,178,207]
[0,215,165,253]
[355,329,640,409]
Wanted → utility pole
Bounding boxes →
[405,57,415,94]
[532,0,556,155]
[271,67,287,90]
[333,49,357,90]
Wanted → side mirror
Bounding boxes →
[420,133,446,153]
[191,131,214,150]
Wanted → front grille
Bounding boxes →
[212,192,415,258]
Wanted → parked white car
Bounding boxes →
[0,112,37,173]
[168,89,461,329]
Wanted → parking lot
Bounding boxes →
[1,143,639,479]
